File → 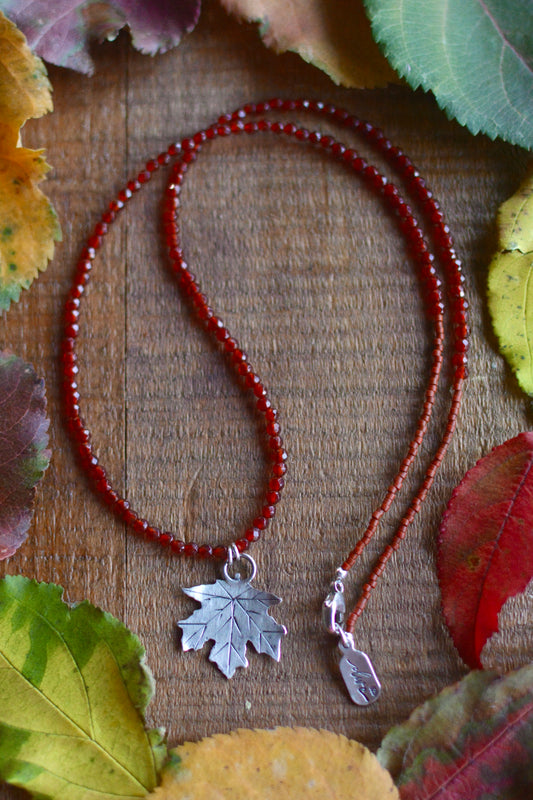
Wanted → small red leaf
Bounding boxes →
[0,352,50,560]
[438,432,533,669]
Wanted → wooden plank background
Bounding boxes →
[1,4,532,796]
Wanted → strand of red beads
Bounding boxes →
[62,100,467,632]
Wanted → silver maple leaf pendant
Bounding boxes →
[177,552,287,678]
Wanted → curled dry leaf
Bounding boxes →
[1,0,202,74]
[438,432,533,669]
[488,165,533,396]
[0,576,166,799]
[378,664,533,800]
[221,0,398,88]
[149,727,399,800]
[0,351,50,560]
[0,11,60,310]
[364,0,533,148]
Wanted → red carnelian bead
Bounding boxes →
[224,337,237,353]
[127,180,141,193]
[257,397,271,413]
[273,448,288,463]
[133,518,148,534]
[198,544,213,559]
[118,188,132,202]
[455,338,469,353]
[122,509,137,525]
[216,326,229,342]
[452,353,468,367]
[265,406,277,421]
[235,538,249,552]
[351,157,367,173]
[158,152,171,165]
[184,542,198,556]
[171,538,185,553]
[245,528,260,542]
[295,128,310,141]
[197,305,213,321]
[266,421,280,436]
[262,505,276,519]
[88,464,106,482]
[269,477,284,492]
[273,463,287,477]
[232,348,247,362]
[87,234,101,250]
[238,362,252,376]
[146,526,161,541]
[138,171,151,184]
[94,222,107,236]
[266,491,280,505]
[213,545,228,560]
[254,383,266,398]
[64,324,80,339]
[95,477,110,493]
[103,489,119,507]
[160,532,173,547]
[102,210,115,224]
[269,435,283,450]
[253,516,268,530]
[168,142,181,156]
[146,159,158,172]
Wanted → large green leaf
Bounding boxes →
[0,576,166,799]
[364,0,533,148]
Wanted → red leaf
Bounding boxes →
[378,665,533,800]
[2,0,202,74]
[438,432,533,669]
[0,352,50,560]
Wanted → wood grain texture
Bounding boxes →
[0,4,532,796]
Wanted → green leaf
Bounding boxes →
[0,576,167,799]
[378,665,533,799]
[488,166,533,395]
[364,0,533,148]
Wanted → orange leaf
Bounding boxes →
[150,727,399,799]
[0,12,60,310]
[221,0,398,88]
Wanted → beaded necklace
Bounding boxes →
[62,99,467,704]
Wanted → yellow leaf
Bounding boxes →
[221,0,398,88]
[148,727,399,800]
[488,166,533,396]
[0,11,60,310]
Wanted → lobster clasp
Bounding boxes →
[322,585,346,634]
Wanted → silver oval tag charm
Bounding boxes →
[338,641,381,705]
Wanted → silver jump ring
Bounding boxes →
[223,552,258,583]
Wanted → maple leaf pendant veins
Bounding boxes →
[178,552,287,678]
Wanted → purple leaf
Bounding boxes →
[0,352,50,560]
[0,0,202,74]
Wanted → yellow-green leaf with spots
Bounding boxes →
[0,12,60,310]
[488,167,533,395]
[0,576,167,800]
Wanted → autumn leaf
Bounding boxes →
[0,576,167,799]
[0,0,202,75]
[488,166,533,396]
[0,11,60,310]
[378,664,533,799]
[149,727,399,800]
[220,0,397,88]
[364,0,533,148]
[0,352,50,560]
[437,433,533,669]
